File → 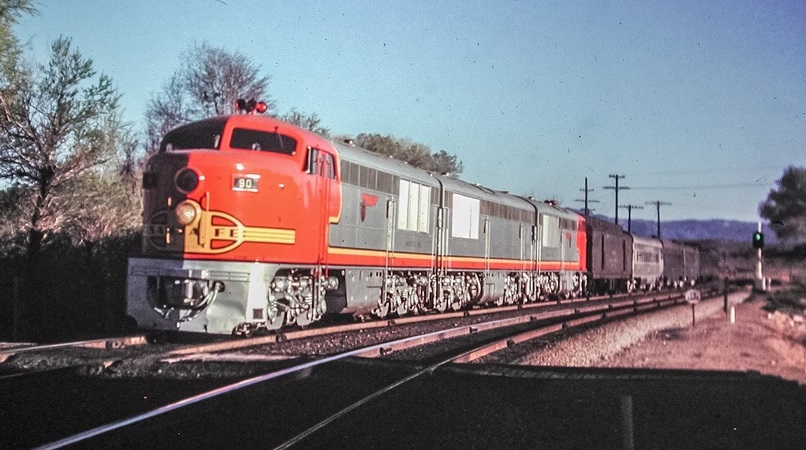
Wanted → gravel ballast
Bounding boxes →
[514,291,747,367]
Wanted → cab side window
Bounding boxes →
[306,147,337,179]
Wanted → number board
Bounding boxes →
[233,175,260,192]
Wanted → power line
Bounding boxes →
[629,183,768,191]
[625,166,785,177]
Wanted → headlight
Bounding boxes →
[175,201,199,226]
[175,168,199,193]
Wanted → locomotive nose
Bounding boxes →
[142,153,200,197]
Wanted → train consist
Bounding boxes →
[126,105,699,334]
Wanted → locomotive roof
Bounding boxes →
[332,138,529,210]
[586,215,628,234]
[436,174,535,210]
[331,139,439,187]
[521,197,584,221]
[332,138,582,219]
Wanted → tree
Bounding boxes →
[759,166,806,244]
[114,121,142,192]
[280,109,330,136]
[0,36,123,337]
[429,149,464,176]
[57,172,141,244]
[0,183,30,253]
[145,74,190,155]
[353,133,463,176]
[145,42,273,154]
[0,1,36,74]
[0,37,120,254]
[0,0,35,18]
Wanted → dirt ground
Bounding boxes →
[597,295,806,385]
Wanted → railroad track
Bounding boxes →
[0,335,150,363]
[156,288,701,357]
[0,292,627,364]
[1,285,714,364]
[0,288,703,384]
[0,335,153,383]
[32,288,724,449]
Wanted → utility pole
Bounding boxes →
[618,204,644,233]
[646,200,671,238]
[575,177,600,217]
[604,174,629,225]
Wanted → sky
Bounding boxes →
[13,0,806,223]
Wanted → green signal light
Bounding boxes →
[752,232,764,249]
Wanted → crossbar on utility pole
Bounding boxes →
[646,200,671,238]
[618,204,644,233]
[604,174,629,225]
[575,177,600,217]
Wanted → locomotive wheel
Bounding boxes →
[264,311,286,331]
[374,301,390,319]
[295,311,314,328]
[434,295,448,313]
[396,291,413,316]
[549,279,558,294]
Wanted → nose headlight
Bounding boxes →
[175,168,199,193]
[175,201,200,226]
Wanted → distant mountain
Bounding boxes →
[630,219,775,243]
[586,214,774,243]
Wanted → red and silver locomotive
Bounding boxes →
[126,102,589,334]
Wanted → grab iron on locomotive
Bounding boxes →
[126,100,699,335]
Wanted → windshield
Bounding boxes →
[159,118,227,153]
[230,128,297,155]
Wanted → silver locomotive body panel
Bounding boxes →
[127,257,279,334]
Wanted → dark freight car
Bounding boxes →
[585,216,632,294]
[661,240,700,288]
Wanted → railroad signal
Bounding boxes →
[752,231,764,249]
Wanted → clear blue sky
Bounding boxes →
[14,0,806,222]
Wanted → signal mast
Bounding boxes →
[752,222,766,292]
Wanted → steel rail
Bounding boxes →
[164,290,681,357]
[273,290,715,449]
[0,335,149,363]
[34,289,710,449]
[0,365,88,382]
[163,294,602,356]
[33,321,492,450]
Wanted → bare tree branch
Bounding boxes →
[144,41,273,155]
